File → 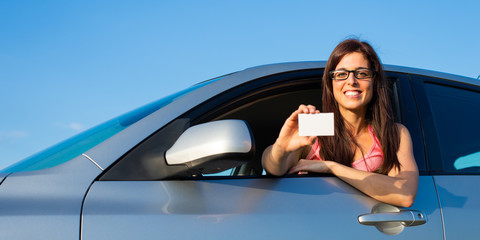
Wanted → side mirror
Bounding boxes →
[165,120,255,175]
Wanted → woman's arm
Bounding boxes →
[262,144,303,176]
[288,124,419,207]
[262,105,318,176]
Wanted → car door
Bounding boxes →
[81,69,443,239]
[411,74,480,239]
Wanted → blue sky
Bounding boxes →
[1,0,479,169]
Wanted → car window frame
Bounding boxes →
[389,72,427,173]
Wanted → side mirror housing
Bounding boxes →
[165,120,255,175]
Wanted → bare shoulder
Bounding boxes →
[395,123,412,139]
[390,123,418,176]
[395,123,408,131]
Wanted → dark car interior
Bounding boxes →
[209,88,323,176]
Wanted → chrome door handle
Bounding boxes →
[358,210,427,226]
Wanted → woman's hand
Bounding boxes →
[262,104,320,176]
[287,159,332,175]
[275,104,319,152]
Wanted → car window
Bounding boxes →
[204,88,323,176]
[423,82,480,173]
[101,70,324,180]
[102,70,405,180]
[1,78,222,173]
[204,76,406,177]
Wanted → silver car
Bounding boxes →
[1,62,479,239]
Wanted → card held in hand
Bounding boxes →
[298,113,334,136]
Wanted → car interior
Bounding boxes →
[207,88,323,176]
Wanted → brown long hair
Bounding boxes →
[319,38,400,174]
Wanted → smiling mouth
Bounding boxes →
[344,90,362,97]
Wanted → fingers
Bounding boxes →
[297,104,320,114]
[288,104,319,123]
[298,136,316,147]
[287,159,330,175]
[286,104,319,122]
[288,160,308,174]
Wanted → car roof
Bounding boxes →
[383,64,479,87]
[240,61,479,87]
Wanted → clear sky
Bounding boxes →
[1,0,479,169]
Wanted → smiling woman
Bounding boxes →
[331,52,374,116]
[262,38,419,207]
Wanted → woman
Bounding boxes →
[262,39,418,207]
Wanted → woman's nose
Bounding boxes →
[346,73,358,85]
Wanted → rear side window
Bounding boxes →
[424,82,480,173]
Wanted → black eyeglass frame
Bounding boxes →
[329,68,376,81]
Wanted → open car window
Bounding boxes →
[100,69,405,180]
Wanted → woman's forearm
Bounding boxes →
[327,161,418,207]
[262,143,301,176]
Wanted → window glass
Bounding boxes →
[424,83,480,172]
[1,78,220,173]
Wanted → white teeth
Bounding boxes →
[345,91,360,96]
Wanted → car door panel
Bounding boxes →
[434,176,480,239]
[82,176,442,239]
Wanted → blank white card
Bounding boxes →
[298,113,334,136]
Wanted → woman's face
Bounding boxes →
[332,52,374,116]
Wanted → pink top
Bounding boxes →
[305,125,384,172]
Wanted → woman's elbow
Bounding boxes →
[392,176,418,208]
[264,168,285,176]
[396,194,416,208]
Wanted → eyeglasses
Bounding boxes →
[329,68,375,81]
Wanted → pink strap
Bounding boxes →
[306,137,322,160]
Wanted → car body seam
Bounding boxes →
[432,176,446,240]
[79,178,97,240]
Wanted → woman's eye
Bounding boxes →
[356,70,372,78]
[357,72,368,77]
[336,72,348,78]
